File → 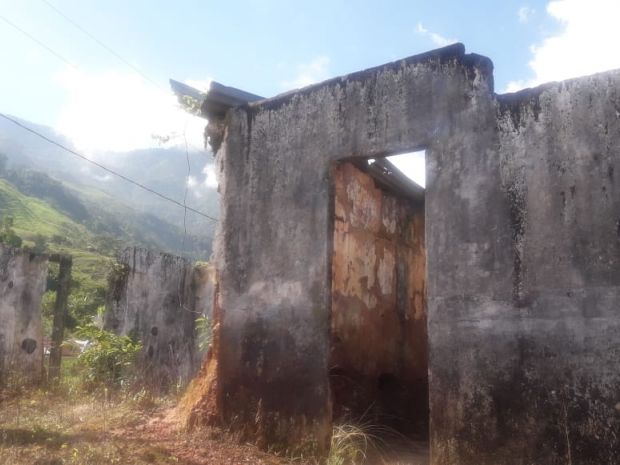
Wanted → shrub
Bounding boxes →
[75,323,142,390]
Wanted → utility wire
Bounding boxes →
[0,14,76,68]
[39,0,210,154]
[0,113,219,223]
[0,11,217,238]
[40,0,164,91]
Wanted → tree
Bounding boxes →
[0,216,22,248]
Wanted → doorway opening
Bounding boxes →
[329,151,428,463]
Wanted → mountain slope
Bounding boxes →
[0,114,219,250]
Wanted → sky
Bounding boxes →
[1,0,620,184]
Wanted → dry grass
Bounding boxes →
[0,385,296,465]
[0,387,176,465]
[325,420,428,465]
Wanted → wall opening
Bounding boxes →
[330,151,428,462]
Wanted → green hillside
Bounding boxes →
[0,152,213,329]
[0,178,112,327]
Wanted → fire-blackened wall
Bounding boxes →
[330,162,426,432]
[185,43,620,464]
[104,247,199,388]
[0,245,47,386]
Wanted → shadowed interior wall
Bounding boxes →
[0,245,47,386]
[330,162,427,432]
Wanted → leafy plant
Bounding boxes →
[195,315,213,352]
[75,323,142,390]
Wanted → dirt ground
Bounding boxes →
[0,388,430,465]
[0,390,298,465]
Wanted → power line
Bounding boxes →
[1,10,208,155]
[0,14,76,68]
[0,112,219,223]
[0,12,217,233]
[39,0,211,153]
[40,0,164,91]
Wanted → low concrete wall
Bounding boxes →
[104,247,199,388]
[0,245,47,386]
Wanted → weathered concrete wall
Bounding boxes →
[330,162,427,431]
[187,42,620,463]
[104,247,199,388]
[188,44,494,454]
[0,245,47,386]
[427,71,620,465]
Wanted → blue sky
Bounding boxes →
[1,0,619,157]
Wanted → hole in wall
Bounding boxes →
[21,338,37,354]
[368,150,426,188]
[330,149,428,461]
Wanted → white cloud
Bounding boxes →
[187,163,218,197]
[518,6,534,22]
[415,22,457,48]
[54,68,207,153]
[281,56,330,89]
[506,0,620,92]
[203,163,218,188]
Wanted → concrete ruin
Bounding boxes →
[181,43,620,464]
[0,245,48,386]
[104,247,213,388]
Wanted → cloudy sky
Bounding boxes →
[1,0,619,167]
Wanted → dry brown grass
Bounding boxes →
[0,386,296,465]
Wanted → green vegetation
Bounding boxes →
[195,316,213,352]
[0,178,112,329]
[75,324,143,391]
[0,215,22,248]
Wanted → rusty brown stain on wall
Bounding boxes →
[330,162,427,430]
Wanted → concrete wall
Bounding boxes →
[186,43,620,463]
[0,245,47,386]
[189,44,494,454]
[330,162,427,431]
[426,71,620,465]
[104,247,200,388]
